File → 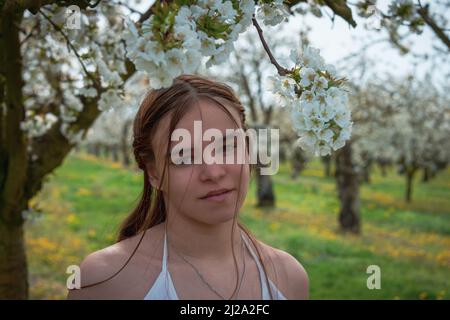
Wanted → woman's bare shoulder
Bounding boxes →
[67,226,163,299]
[255,239,309,300]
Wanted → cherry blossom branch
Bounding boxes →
[416,2,450,51]
[19,20,40,46]
[285,0,356,27]
[38,8,101,89]
[21,0,101,14]
[139,3,157,23]
[114,1,143,15]
[252,15,290,76]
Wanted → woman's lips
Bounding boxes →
[200,189,233,202]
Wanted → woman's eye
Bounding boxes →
[224,144,236,150]
[170,157,192,166]
[170,145,238,165]
[224,144,237,153]
[180,157,193,165]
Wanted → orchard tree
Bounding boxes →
[84,107,133,164]
[335,74,399,233]
[323,0,449,231]
[84,72,149,166]
[384,77,450,202]
[333,72,449,234]
[1,1,134,299]
[355,0,450,54]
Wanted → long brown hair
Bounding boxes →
[82,74,277,299]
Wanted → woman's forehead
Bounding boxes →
[153,98,241,148]
[177,98,241,131]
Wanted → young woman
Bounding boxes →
[67,74,308,300]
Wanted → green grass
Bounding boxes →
[26,152,450,300]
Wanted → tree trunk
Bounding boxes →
[378,158,389,177]
[0,1,140,300]
[101,144,109,158]
[0,6,29,299]
[380,163,387,177]
[112,145,119,162]
[322,155,331,178]
[0,213,29,299]
[86,143,93,155]
[405,167,416,203]
[279,145,287,163]
[290,147,306,180]
[362,159,372,184]
[249,124,276,207]
[121,120,132,167]
[422,167,429,183]
[335,143,361,234]
[93,143,101,157]
[255,172,275,207]
[122,147,130,167]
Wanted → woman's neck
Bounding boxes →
[163,218,244,262]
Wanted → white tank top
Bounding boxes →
[144,231,287,300]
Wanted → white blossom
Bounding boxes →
[312,76,328,93]
[20,112,58,138]
[79,87,98,98]
[299,67,316,87]
[257,0,290,26]
[165,48,188,78]
[212,1,237,22]
[98,89,123,111]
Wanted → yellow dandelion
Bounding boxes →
[87,229,97,238]
[65,214,79,225]
[76,188,92,196]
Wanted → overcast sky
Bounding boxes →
[279,0,446,84]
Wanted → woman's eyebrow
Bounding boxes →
[167,130,242,154]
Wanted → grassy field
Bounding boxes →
[25,152,450,299]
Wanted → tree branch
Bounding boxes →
[416,3,450,51]
[24,43,138,201]
[285,0,357,27]
[19,19,40,46]
[25,95,101,200]
[18,0,101,14]
[234,53,258,123]
[138,4,155,23]
[38,8,101,89]
[252,16,290,76]
[322,0,356,27]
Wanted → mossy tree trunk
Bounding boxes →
[335,143,361,234]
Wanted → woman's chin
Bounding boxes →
[193,211,237,226]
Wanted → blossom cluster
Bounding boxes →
[256,0,290,26]
[123,0,257,89]
[20,111,58,138]
[268,46,352,156]
[20,3,128,144]
[388,0,424,34]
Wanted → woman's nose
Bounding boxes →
[198,162,227,182]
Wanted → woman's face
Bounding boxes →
[148,98,250,225]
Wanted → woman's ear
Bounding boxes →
[149,175,160,190]
[145,164,161,190]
